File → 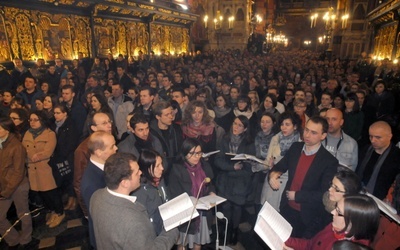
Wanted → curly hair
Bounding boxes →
[182,100,213,126]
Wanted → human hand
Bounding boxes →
[234,162,243,170]
[286,191,295,201]
[31,153,41,163]
[269,171,281,190]
[283,244,294,250]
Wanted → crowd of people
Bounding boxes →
[0,48,400,250]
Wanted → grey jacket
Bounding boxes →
[322,131,358,170]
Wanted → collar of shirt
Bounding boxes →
[107,188,137,204]
[90,158,105,171]
[302,143,321,156]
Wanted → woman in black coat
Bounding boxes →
[51,104,79,210]
[214,115,256,244]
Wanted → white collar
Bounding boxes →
[107,188,137,203]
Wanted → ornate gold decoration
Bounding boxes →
[59,0,75,5]
[0,15,11,61]
[374,24,396,59]
[15,14,35,60]
[76,2,90,7]
[106,0,125,4]
[116,21,127,56]
[39,0,56,3]
[138,4,155,11]
[108,7,121,13]
[120,9,131,15]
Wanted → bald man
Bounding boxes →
[322,108,358,170]
[356,121,400,199]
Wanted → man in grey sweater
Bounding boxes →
[90,153,178,250]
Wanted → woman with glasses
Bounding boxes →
[132,149,168,235]
[22,110,65,228]
[0,117,36,249]
[9,108,29,140]
[284,194,380,249]
[214,115,256,245]
[50,104,79,211]
[167,138,215,250]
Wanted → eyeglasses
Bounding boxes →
[10,117,20,121]
[188,151,203,157]
[93,120,113,126]
[330,182,346,193]
[335,204,344,217]
[28,118,40,122]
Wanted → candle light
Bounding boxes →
[204,15,208,29]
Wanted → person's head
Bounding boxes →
[116,66,125,76]
[171,88,186,106]
[90,93,108,112]
[321,92,333,108]
[267,86,279,98]
[61,85,75,104]
[285,89,294,103]
[87,74,100,88]
[153,101,174,128]
[355,91,365,106]
[303,116,328,147]
[13,58,23,68]
[139,86,155,106]
[88,131,117,163]
[248,90,259,105]
[293,98,307,116]
[332,195,379,241]
[294,89,306,100]
[9,108,28,127]
[104,153,141,192]
[344,92,360,112]
[127,87,138,101]
[53,104,69,123]
[29,110,49,129]
[181,138,203,166]
[236,95,251,111]
[130,114,150,141]
[325,108,344,135]
[90,112,113,134]
[333,94,345,109]
[329,168,362,203]
[111,83,124,98]
[43,94,58,111]
[2,90,14,104]
[104,86,112,99]
[0,117,16,139]
[215,94,229,108]
[279,111,301,137]
[161,75,172,88]
[138,149,164,181]
[263,93,277,110]
[24,76,37,91]
[369,121,392,154]
[260,112,276,134]
[374,80,386,95]
[231,115,251,138]
[327,79,338,92]
[183,100,212,126]
[230,86,240,100]
[35,96,45,111]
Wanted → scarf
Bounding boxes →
[255,130,274,159]
[152,177,161,187]
[279,131,300,156]
[214,106,231,118]
[134,134,153,152]
[332,226,353,241]
[357,144,391,194]
[55,118,66,134]
[233,108,253,120]
[184,161,207,197]
[28,126,45,139]
[182,122,215,143]
[229,132,243,154]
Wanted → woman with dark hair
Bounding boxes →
[10,96,27,110]
[167,138,215,250]
[343,92,364,141]
[132,149,168,235]
[43,94,58,121]
[260,111,302,211]
[0,117,36,248]
[333,93,345,110]
[22,110,64,228]
[257,93,280,123]
[50,104,79,211]
[233,95,257,136]
[213,94,234,133]
[181,100,218,153]
[9,108,29,139]
[371,79,395,118]
[35,96,45,111]
[214,115,256,244]
[284,194,380,249]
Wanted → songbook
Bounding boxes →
[227,153,266,165]
[190,195,227,210]
[158,193,199,231]
[202,150,220,158]
[254,201,293,250]
[366,192,400,224]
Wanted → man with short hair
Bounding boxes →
[81,131,118,248]
[17,76,44,110]
[116,66,132,92]
[158,75,173,101]
[74,112,113,217]
[356,121,400,199]
[61,84,86,136]
[10,58,29,90]
[150,101,183,173]
[322,108,358,170]
[108,83,134,139]
[135,85,155,121]
[90,153,179,249]
[118,114,163,159]
[269,117,338,238]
